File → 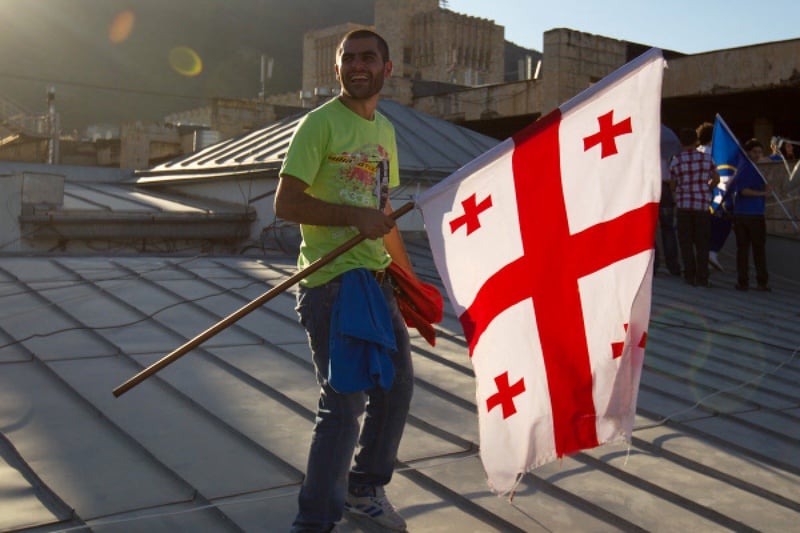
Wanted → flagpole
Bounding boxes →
[751,166,799,231]
[761,138,799,230]
[112,201,415,397]
[764,185,799,231]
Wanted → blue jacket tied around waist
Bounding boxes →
[328,268,397,393]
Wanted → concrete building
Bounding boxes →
[298,0,522,110]
[290,1,799,148]
[418,29,800,146]
[301,0,506,94]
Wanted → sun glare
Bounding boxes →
[168,46,203,77]
[108,10,135,43]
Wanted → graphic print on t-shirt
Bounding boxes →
[327,143,391,209]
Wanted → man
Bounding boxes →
[670,127,719,287]
[275,29,414,532]
[733,139,771,291]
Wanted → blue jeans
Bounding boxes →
[290,277,413,533]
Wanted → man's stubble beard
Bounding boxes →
[340,74,385,101]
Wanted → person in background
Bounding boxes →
[696,122,713,155]
[783,142,796,161]
[670,127,719,287]
[732,139,771,291]
[275,29,415,532]
[698,121,730,272]
[768,138,783,161]
[655,124,682,276]
[768,137,797,162]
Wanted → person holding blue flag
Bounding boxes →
[732,139,771,291]
[711,114,773,292]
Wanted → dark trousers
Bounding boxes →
[733,214,768,288]
[676,208,711,285]
[656,204,681,274]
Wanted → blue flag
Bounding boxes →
[710,114,765,214]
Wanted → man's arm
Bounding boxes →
[383,199,418,280]
[740,184,771,197]
[708,168,720,189]
[274,174,396,240]
[668,161,678,194]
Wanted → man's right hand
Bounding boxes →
[350,208,396,239]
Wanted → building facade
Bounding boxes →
[301,0,505,97]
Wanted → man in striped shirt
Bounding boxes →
[670,127,720,287]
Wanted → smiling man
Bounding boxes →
[275,29,416,533]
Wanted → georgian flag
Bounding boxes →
[417,49,665,494]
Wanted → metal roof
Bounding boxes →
[0,241,798,532]
[0,162,256,248]
[137,100,501,184]
[17,183,255,246]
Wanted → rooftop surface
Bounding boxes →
[139,100,500,183]
[1,239,798,532]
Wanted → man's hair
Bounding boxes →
[696,122,713,145]
[337,29,390,62]
[678,127,698,146]
[744,138,763,151]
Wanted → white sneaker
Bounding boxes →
[344,485,407,531]
[709,251,724,272]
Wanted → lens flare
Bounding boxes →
[651,303,766,408]
[168,46,203,77]
[714,321,767,404]
[651,304,712,404]
[108,10,135,43]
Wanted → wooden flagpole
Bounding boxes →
[113,201,415,397]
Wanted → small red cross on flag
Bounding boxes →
[486,371,526,419]
[418,49,665,494]
[449,193,493,235]
[583,110,633,158]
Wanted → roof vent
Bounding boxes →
[193,129,221,151]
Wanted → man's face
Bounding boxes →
[748,146,764,162]
[335,37,392,100]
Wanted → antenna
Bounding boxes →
[259,55,274,100]
[47,86,59,164]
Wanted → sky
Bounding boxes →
[447,0,799,53]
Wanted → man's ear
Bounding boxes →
[335,63,341,81]
[384,59,393,78]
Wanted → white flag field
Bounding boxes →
[417,49,666,494]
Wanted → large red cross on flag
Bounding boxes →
[417,49,665,494]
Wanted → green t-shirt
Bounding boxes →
[279,98,400,287]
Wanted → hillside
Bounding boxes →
[0,0,374,131]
